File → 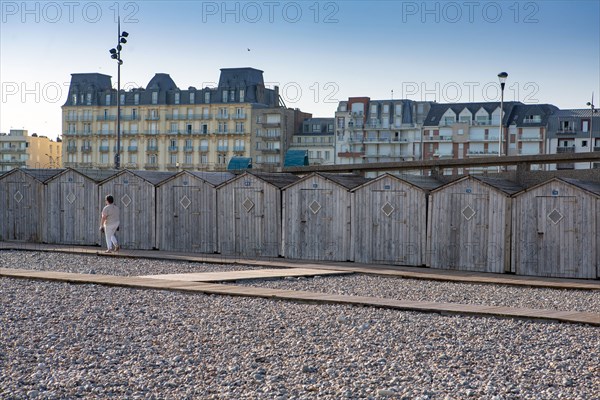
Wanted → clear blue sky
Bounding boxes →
[1,0,599,140]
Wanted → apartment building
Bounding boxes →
[422,102,557,173]
[334,97,430,167]
[0,129,62,171]
[288,118,335,165]
[546,109,600,170]
[62,68,287,171]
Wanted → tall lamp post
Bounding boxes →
[497,72,508,172]
[109,19,129,169]
[587,95,596,168]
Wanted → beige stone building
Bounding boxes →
[0,129,62,171]
[61,68,305,171]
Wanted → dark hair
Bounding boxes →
[105,195,114,204]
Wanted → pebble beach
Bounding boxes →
[1,251,598,399]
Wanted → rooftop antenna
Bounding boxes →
[391,89,394,100]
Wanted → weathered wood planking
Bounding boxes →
[351,174,442,266]
[217,172,299,257]
[45,169,104,245]
[139,268,353,282]
[283,173,369,262]
[428,176,522,273]
[512,178,600,279]
[156,171,233,253]
[0,169,49,243]
[99,170,174,250]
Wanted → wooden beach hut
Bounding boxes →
[351,174,442,266]
[45,168,117,245]
[156,170,234,252]
[427,175,522,273]
[0,169,62,242]
[98,170,175,250]
[217,172,299,257]
[282,172,370,262]
[512,178,600,279]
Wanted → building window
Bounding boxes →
[236,122,244,133]
[170,122,178,134]
[86,93,92,105]
[147,154,157,164]
[174,92,180,104]
[72,94,77,105]
[120,94,125,105]
[170,139,177,148]
[187,124,192,134]
[582,140,588,147]
[170,154,178,165]
[219,107,228,117]
[100,153,109,164]
[132,109,137,119]
[190,92,195,104]
[185,154,193,164]
[204,92,210,103]
[105,94,111,106]
[230,90,235,102]
[222,90,228,102]
[239,89,245,102]
[152,92,158,104]
[134,93,139,105]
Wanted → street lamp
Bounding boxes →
[587,95,596,168]
[497,72,508,172]
[109,18,129,169]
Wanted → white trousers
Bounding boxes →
[104,224,119,250]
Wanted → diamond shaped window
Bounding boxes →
[381,202,395,217]
[66,192,77,204]
[242,197,255,212]
[121,194,132,208]
[13,191,23,203]
[309,200,322,214]
[547,209,564,225]
[180,195,191,210]
[462,205,476,220]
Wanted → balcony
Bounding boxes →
[97,130,115,135]
[128,146,138,152]
[518,149,540,155]
[80,146,92,153]
[519,135,542,141]
[217,146,229,152]
[144,163,159,170]
[262,134,281,141]
[556,147,575,153]
[120,115,140,121]
[260,148,280,154]
[232,130,246,135]
[215,114,230,120]
[122,130,139,136]
[145,115,160,121]
[468,136,499,142]
[183,146,194,152]
[99,146,110,152]
[433,151,454,158]
[66,146,78,153]
[594,146,600,152]
[231,114,246,120]
[556,128,577,134]
[168,146,179,152]
[198,146,209,152]
[214,130,229,135]
[124,163,139,169]
[146,146,159,152]
[96,115,116,121]
[233,146,246,152]
[467,150,499,156]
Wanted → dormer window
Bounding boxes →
[86,93,92,105]
[222,90,228,103]
[120,94,125,105]
[72,94,78,105]
[174,92,180,104]
[134,93,139,105]
[190,92,195,104]
[152,91,158,104]
[204,92,210,104]
[239,89,245,102]
[105,94,111,106]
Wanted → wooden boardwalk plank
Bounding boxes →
[2,267,598,326]
[139,268,352,282]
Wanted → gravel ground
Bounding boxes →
[236,275,600,314]
[1,277,599,400]
[0,250,263,276]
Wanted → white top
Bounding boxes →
[102,204,120,229]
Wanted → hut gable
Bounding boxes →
[98,170,165,249]
[156,171,231,252]
[217,171,291,257]
[351,174,439,266]
[512,177,600,279]
[0,169,46,242]
[44,168,104,245]
[282,173,360,261]
[428,175,519,273]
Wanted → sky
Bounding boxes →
[1,0,599,141]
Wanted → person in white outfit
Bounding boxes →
[100,195,120,253]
